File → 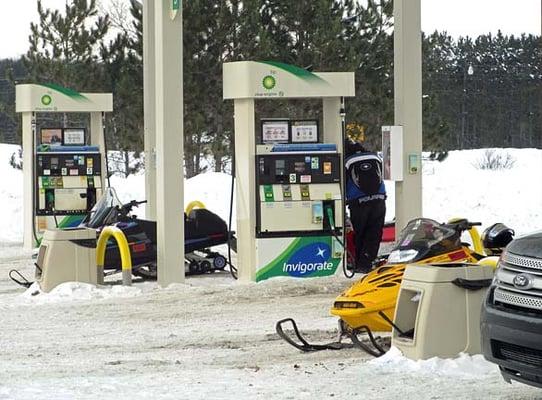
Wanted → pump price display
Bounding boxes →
[63,128,86,146]
[291,120,318,143]
[262,121,289,144]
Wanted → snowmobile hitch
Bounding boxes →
[275,318,388,357]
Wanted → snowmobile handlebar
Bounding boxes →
[446,219,482,233]
[118,200,147,216]
[123,199,147,209]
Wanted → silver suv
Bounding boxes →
[481,231,542,388]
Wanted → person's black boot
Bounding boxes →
[353,262,372,274]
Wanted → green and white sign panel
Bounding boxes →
[256,236,343,282]
[16,84,113,113]
[223,61,355,100]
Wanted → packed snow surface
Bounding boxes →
[0,145,541,399]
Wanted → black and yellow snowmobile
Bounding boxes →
[276,217,514,356]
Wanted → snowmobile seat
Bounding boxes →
[185,209,228,239]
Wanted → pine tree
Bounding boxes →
[183,1,229,176]
[346,0,394,149]
[422,31,456,155]
[99,0,144,176]
[24,0,109,90]
[0,59,26,144]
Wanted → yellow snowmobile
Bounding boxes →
[276,218,513,356]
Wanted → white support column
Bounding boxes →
[322,96,344,205]
[144,0,157,220]
[323,97,345,272]
[394,0,423,232]
[234,99,257,282]
[154,0,184,285]
[90,112,107,189]
[22,112,35,249]
[322,97,342,148]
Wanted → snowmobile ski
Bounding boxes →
[9,269,32,288]
[275,318,388,357]
[276,318,352,352]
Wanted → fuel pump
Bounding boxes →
[223,61,355,282]
[34,131,103,223]
[16,83,112,248]
[255,140,344,281]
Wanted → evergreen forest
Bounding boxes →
[0,0,540,176]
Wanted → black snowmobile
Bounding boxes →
[84,188,236,279]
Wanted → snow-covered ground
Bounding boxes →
[0,145,541,399]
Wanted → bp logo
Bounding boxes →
[282,242,333,277]
[262,75,276,90]
[41,95,52,106]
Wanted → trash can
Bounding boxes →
[36,227,97,292]
[392,263,494,360]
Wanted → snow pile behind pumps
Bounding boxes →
[369,346,498,378]
[0,145,23,243]
[15,274,347,306]
[1,144,541,243]
[16,281,154,305]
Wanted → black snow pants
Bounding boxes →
[348,199,386,272]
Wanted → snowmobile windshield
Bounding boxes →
[84,188,122,228]
[387,218,460,264]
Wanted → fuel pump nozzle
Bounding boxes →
[325,205,336,232]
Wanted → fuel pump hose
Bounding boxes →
[325,206,355,278]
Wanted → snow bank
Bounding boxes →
[17,281,155,305]
[421,148,542,236]
[0,145,540,243]
[108,171,236,227]
[11,273,348,308]
[108,148,542,235]
[369,346,498,378]
[0,144,24,243]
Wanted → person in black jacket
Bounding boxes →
[344,138,387,273]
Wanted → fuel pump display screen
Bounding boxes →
[261,120,289,144]
[63,128,86,146]
[257,153,341,185]
[275,159,285,176]
[41,128,63,145]
[291,120,318,143]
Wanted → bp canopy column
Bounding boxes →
[143,0,157,221]
[233,96,257,282]
[153,0,184,285]
[223,61,354,283]
[394,0,423,232]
